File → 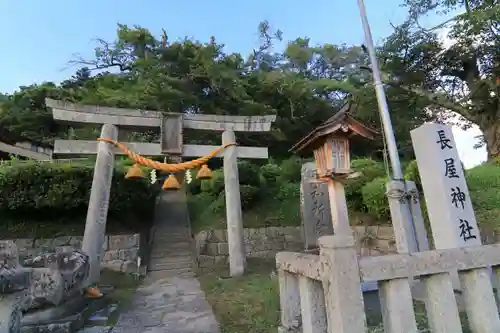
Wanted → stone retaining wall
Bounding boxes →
[195,226,397,268]
[9,234,141,273]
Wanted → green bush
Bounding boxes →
[240,185,260,209]
[279,157,303,183]
[201,169,224,194]
[237,161,261,186]
[260,163,281,185]
[345,159,385,210]
[276,182,300,200]
[361,177,390,220]
[0,160,157,219]
[200,161,261,195]
[208,193,226,213]
[404,160,421,185]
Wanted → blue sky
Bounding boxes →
[0,0,487,167]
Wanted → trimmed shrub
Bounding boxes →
[345,158,385,210]
[279,157,303,183]
[0,160,157,220]
[276,182,300,200]
[240,185,260,209]
[201,169,224,194]
[237,161,261,186]
[260,163,281,185]
[201,184,260,213]
[361,176,390,220]
[199,161,261,195]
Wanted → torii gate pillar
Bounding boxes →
[222,130,246,276]
[82,123,118,286]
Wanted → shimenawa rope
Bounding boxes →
[96,138,236,172]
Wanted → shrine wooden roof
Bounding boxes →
[290,101,378,153]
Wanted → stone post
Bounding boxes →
[222,130,246,276]
[405,180,429,251]
[319,235,366,333]
[82,124,118,286]
[277,269,301,333]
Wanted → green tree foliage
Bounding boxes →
[0,21,441,162]
[380,0,500,158]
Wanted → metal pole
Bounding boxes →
[356,0,403,180]
[356,0,420,253]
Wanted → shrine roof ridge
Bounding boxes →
[290,101,378,153]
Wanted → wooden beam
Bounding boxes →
[53,140,269,159]
[47,99,276,132]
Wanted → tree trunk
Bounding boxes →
[482,122,500,160]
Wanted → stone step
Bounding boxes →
[154,229,190,233]
[149,250,193,258]
[149,261,194,271]
[153,226,190,231]
[147,269,196,280]
[150,247,192,253]
[153,229,190,234]
[151,241,192,249]
[152,235,191,242]
[147,266,194,275]
[149,257,193,266]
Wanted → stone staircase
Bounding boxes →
[111,188,220,333]
[147,190,196,279]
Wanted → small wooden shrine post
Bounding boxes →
[46,99,276,279]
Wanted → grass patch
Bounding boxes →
[199,259,473,333]
[199,258,279,333]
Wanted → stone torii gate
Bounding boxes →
[45,98,276,280]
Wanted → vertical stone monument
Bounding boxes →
[411,123,481,249]
[300,162,334,250]
[411,123,481,289]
